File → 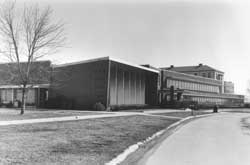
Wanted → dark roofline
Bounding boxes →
[161,64,224,73]
[180,69,224,74]
[53,56,159,73]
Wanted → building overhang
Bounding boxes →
[53,56,159,74]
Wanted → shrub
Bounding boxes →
[6,101,13,108]
[93,102,106,111]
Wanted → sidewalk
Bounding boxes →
[143,109,213,114]
[0,112,138,126]
[0,109,188,126]
[143,109,185,114]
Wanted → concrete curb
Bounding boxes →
[105,113,215,165]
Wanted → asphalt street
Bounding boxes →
[139,112,250,165]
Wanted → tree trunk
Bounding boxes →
[20,86,26,115]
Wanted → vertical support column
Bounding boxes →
[135,72,137,104]
[11,88,14,103]
[106,60,111,110]
[139,72,142,104]
[221,81,224,94]
[115,63,118,105]
[37,88,40,108]
[122,70,125,105]
[160,70,164,104]
[128,71,131,105]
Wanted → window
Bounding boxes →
[208,72,211,78]
[202,73,206,77]
[176,80,180,88]
[194,73,198,76]
[187,82,190,90]
[167,79,171,88]
[1,89,12,103]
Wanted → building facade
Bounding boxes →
[49,57,159,110]
[0,61,51,108]
[0,58,244,110]
[158,66,244,107]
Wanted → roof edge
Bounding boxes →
[0,84,50,89]
[161,65,224,74]
[53,56,109,68]
[109,57,159,73]
[53,56,159,73]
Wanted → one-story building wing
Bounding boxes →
[49,57,159,110]
[0,61,51,108]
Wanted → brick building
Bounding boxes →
[0,61,51,108]
[157,64,244,107]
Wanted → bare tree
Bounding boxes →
[0,1,66,114]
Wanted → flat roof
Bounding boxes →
[161,64,224,73]
[53,56,159,73]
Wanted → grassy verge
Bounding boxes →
[0,109,104,121]
[0,115,178,165]
[154,111,213,118]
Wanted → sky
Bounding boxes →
[1,0,250,95]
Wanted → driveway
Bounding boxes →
[139,112,250,165]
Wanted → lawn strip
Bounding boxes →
[0,115,178,165]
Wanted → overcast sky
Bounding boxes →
[2,0,250,95]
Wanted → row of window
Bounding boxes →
[189,97,227,105]
[191,71,223,81]
[193,72,213,78]
[188,96,243,105]
[166,79,220,93]
[0,89,35,104]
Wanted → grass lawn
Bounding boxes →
[0,115,178,165]
[154,111,213,118]
[0,109,105,121]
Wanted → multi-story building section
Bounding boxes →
[159,67,244,107]
[224,81,234,94]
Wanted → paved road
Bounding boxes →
[139,112,250,165]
